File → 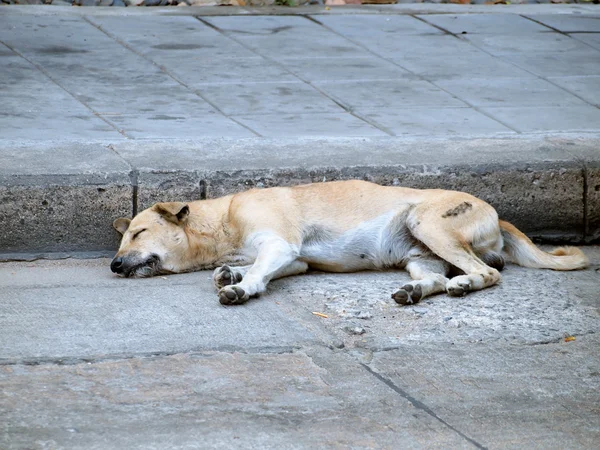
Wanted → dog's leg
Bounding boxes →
[392,253,450,305]
[214,261,309,290]
[410,226,501,297]
[407,200,502,297]
[218,235,304,305]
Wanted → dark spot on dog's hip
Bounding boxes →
[442,201,473,218]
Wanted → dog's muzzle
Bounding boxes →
[110,253,160,277]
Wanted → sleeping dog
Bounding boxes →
[111,180,588,305]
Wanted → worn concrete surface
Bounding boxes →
[1,6,600,253]
[0,247,599,448]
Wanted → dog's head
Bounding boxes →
[111,202,191,278]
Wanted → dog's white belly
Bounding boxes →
[299,212,415,272]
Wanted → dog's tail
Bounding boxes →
[499,220,588,271]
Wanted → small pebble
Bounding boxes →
[354,311,372,320]
[344,325,366,335]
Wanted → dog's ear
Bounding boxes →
[113,218,131,235]
[153,202,190,225]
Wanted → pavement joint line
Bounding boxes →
[81,15,263,138]
[0,37,131,140]
[104,142,139,217]
[305,14,522,135]
[0,346,302,367]
[583,165,589,239]
[196,16,396,137]
[360,363,488,450]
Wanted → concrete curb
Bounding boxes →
[1,135,598,256]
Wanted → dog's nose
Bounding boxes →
[111,257,124,273]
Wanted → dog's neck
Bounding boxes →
[182,195,242,269]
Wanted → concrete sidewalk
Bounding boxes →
[1,4,600,255]
[1,248,599,448]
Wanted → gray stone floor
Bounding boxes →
[1,7,600,140]
[1,249,599,448]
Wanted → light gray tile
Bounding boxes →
[363,34,483,58]
[142,37,258,61]
[235,35,369,60]
[571,33,600,51]
[481,105,600,133]
[0,83,91,114]
[392,52,534,80]
[196,82,343,115]
[89,16,257,60]
[280,56,410,82]
[167,57,297,86]
[0,15,114,54]
[89,15,219,40]
[205,15,327,36]
[313,14,443,38]
[436,77,586,107]
[465,33,591,55]
[526,14,600,33]
[233,113,388,138]
[417,13,551,35]
[0,114,123,140]
[548,76,600,107]
[30,49,170,86]
[103,113,255,139]
[71,84,217,115]
[359,107,513,136]
[504,51,600,77]
[315,79,466,109]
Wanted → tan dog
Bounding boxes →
[111,180,588,305]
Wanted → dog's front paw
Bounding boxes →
[213,265,243,289]
[218,285,249,305]
[392,283,423,306]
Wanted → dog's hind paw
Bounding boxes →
[218,285,249,305]
[392,283,423,306]
[213,265,243,289]
[446,277,472,297]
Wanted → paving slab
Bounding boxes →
[196,82,344,115]
[527,14,600,33]
[573,32,600,50]
[417,13,552,34]
[314,79,467,109]
[548,75,600,107]
[503,50,600,77]
[368,338,600,449]
[313,13,444,37]
[273,247,600,349]
[0,259,315,362]
[464,32,593,55]
[435,77,587,108]
[357,107,514,136]
[233,112,388,138]
[481,105,600,133]
[278,56,411,83]
[0,349,472,450]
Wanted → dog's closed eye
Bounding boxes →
[132,229,146,240]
